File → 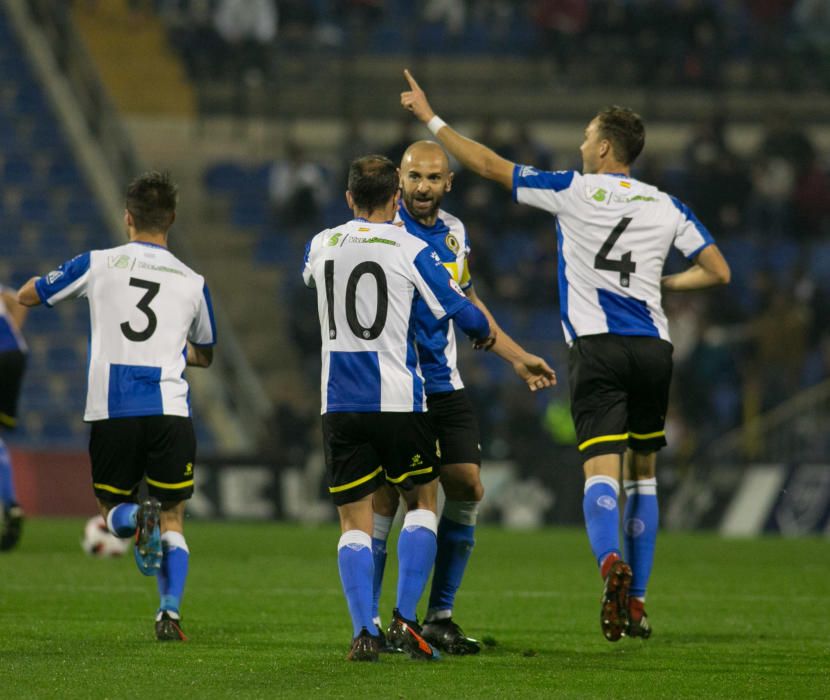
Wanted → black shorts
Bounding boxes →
[89,416,196,503]
[0,350,26,430]
[568,334,673,459]
[322,412,440,506]
[426,389,481,467]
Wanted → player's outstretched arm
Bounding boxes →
[401,69,515,191]
[661,245,731,292]
[186,342,213,368]
[16,277,42,307]
[466,287,556,392]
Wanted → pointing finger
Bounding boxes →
[403,69,421,91]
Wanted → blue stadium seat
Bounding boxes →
[2,155,34,186]
[204,161,247,193]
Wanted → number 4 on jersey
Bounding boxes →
[594,217,636,287]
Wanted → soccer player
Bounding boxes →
[17,172,216,641]
[0,284,29,550]
[303,154,494,661]
[400,70,731,641]
[370,141,557,655]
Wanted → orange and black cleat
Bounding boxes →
[600,557,633,642]
[386,609,441,661]
[155,611,188,641]
[347,628,381,662]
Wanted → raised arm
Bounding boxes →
[17,277,42,307]
[401,69,515,191]
[466,286,556,392]
[661,244,731,292]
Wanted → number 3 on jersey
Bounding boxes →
[324,260,388,340]
[121,277,160,342]
[594,217,636,287]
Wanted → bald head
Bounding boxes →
[400,141,453,225]
[401,140,450,173]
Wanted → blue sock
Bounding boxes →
[624,478,659,599]
[106,503,139,537]
[427,501,478,618]
[396,509,437,622]
[371,513,392,621]
[157,531,189,614]
[583,476,621,568]
[0,437,18,506]
[338,530,375,637]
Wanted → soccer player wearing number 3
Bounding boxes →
[18,172,216,642]
[303,155,494,661]
[399,69,730,641]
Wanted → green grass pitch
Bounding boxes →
[0,519,827,698]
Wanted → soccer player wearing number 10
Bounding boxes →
[18,172,216,641]
[400,70,731,641]
[303,155,494,661]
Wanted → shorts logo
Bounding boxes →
[184,462,193,476]
[624,518,645,537]
[597,495,616,511]
[409,453,423,468]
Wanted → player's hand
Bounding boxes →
[513,353,557,392]
[401,69,436,123]
[473,331,497,352]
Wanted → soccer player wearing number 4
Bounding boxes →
[400,70,731,641]
[18,172,216,641]
[303,155,494,661]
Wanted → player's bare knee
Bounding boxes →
[160,500,186,532]
[439,462,482,501]
[627,450,657,480]
[372,483,399,518]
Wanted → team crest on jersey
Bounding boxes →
[445,233,460,254]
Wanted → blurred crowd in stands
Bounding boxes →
[122,0,830,90]
[202,108,830,473]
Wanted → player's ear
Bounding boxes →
[124,209,134,229]
[599,139,611,159]
[345,190,354,209]
[445,171,454,193]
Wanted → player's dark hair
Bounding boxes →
[595,106,645,165]
[347,155,399,214]
[125,171,178,232]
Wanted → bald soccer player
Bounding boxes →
[370,141,556,654]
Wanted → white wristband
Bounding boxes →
[427,115,447,135]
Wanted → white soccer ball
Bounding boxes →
[81,515,130,558]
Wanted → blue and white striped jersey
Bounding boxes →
[34,241,216,421]
[0,287,27,354]
[397,203,471,395]
[513,166,714,345]
[303,219,471,414]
